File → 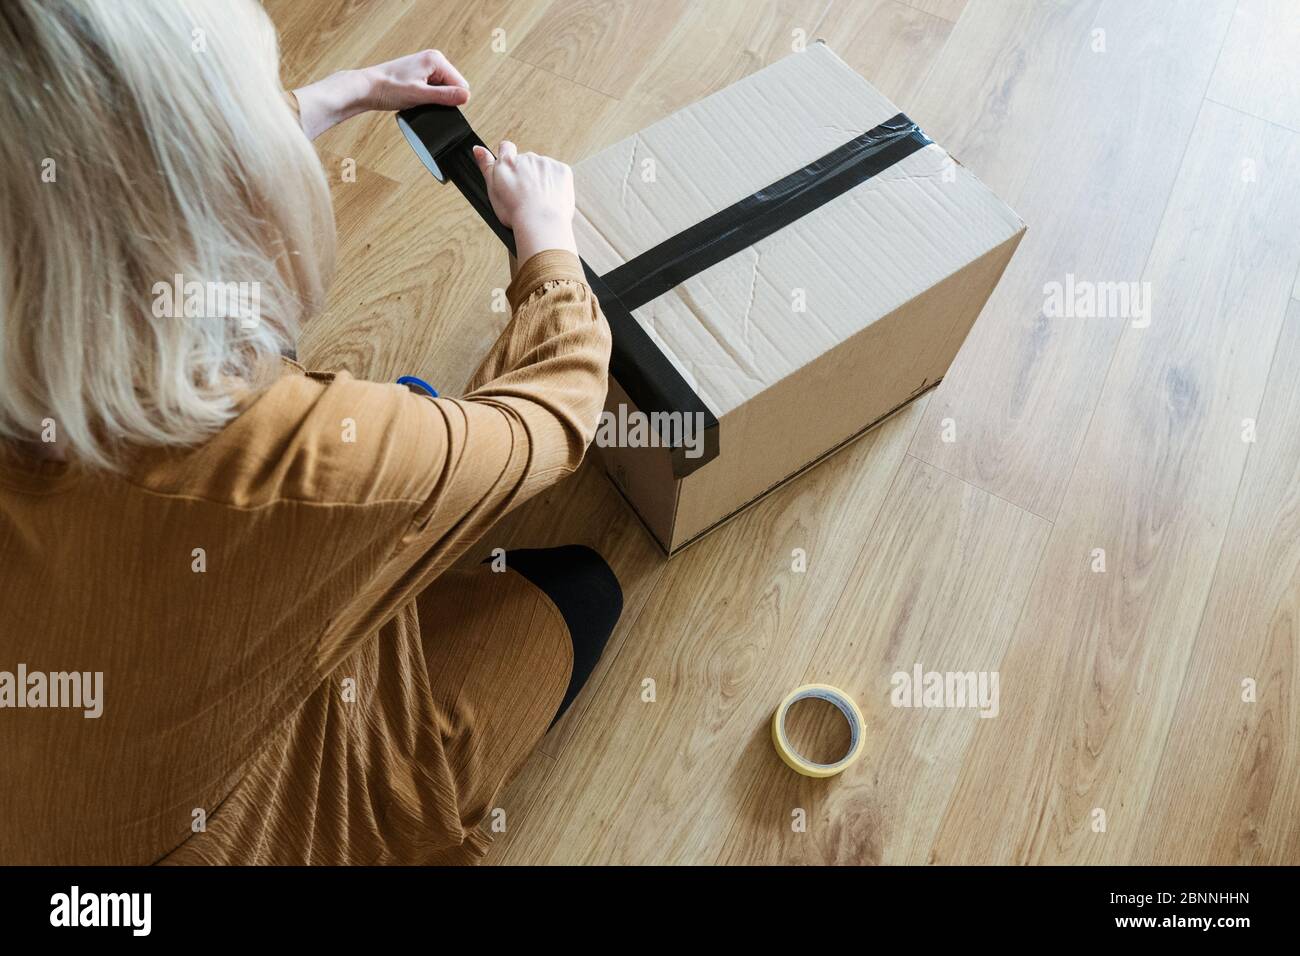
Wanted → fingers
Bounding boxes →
[475,141,564,176]
[421,49,469,93]
[411,83,470,106]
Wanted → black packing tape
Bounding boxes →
[601,113,932,310]
[396,104,719,478]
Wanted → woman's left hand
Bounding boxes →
[358,49,470,111]
[292,49,470,140]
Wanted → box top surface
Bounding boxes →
[574,42,1024,417]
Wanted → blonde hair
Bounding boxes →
[0,0,334,469]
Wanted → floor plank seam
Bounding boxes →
[810,0,837,38]
[504,52,627,105]
[904,451,1053,524]
[1204,95,1300,138]
[895,0,962,26]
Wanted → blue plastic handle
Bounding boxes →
[396,375,438,398]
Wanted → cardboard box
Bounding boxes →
[396,42,1025,556]
[572,42,1025,554]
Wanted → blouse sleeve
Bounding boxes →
[402,250,611,548]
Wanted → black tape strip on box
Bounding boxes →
[600,113,931,310]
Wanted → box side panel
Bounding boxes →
[666,381,940,557]
[592,377,679,552]
[933,227,1026,378]
[671,228,1025,548]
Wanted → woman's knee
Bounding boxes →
[504,545,623,634]
[503,545,622,723]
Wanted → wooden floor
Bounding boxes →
[268,0,1300,864]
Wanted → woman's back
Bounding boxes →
[0,367,453,862]
[1,275,609,864]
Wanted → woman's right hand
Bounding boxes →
[473,141,579,262]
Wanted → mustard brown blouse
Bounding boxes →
[0,251,611,864]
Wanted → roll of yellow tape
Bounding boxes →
[771,683,865,778]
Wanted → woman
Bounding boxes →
[0,0,619,864]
